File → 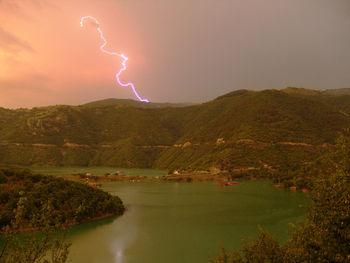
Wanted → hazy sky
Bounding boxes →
[0,0,350,108]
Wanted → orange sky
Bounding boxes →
[0,0,148,107]
[1,0,350,108]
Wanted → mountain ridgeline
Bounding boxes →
[1,88,350,170]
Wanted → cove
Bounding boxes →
[67,180,308,263]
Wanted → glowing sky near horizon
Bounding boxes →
[80,16,149,102]
[0,0,350,108]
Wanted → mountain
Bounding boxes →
[0,89,349,170]
[323,88,350,96]
[82,98,192,108]
[155,89,350,169]
[282,87,350,97]
[281,87,350,115]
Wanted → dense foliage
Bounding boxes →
[0,89,350,170]
[0,168,125,230]
[0,197,70,263]
[211,129,350,263]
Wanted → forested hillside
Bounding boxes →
[0,88,350,170]
[0,168,125,230]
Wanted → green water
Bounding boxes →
[26,166,167,178]
[67,180,309,263]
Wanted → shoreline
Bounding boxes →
[0,212,121,234]
[58,172,231,183]
[57,172,311,193]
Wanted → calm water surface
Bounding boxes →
[67,180,309,263]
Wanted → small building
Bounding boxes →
[87,182,101,187]
[216,138,225,145]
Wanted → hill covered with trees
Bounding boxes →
[0,88,350,171]
[0,168,125,230]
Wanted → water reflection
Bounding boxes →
[67,181,309,263]
[68,216,117,238]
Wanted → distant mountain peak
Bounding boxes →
[214,89,255,100]
[81,98,193,108]
[281,87,322,96]
[281,87,350,97]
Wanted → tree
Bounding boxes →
[210,229,283,263]
[284,129,350,263]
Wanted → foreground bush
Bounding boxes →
[1,197,70,263]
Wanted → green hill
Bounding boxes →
[0,167,125,229]
[281,87,350,115]
[0,89,349,170]
[323,87,350,96]
[155,89,349,169]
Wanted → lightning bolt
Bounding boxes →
[80,16,149,103]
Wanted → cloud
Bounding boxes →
[0,26,34,53]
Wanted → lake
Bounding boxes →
[66,180,308,263]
